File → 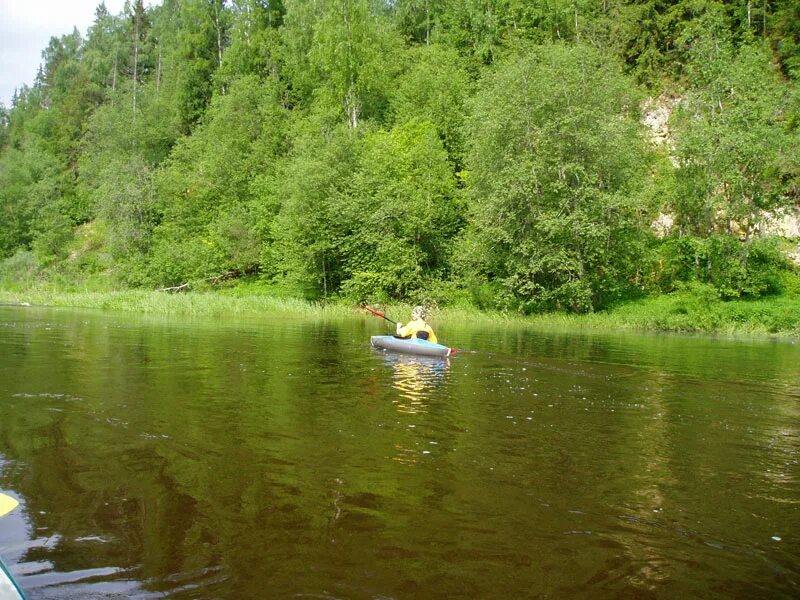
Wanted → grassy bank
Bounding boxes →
[0,289,357,320]
[1,284,798,337]
[561,292,800,336]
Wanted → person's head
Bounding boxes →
[411,305,427,321]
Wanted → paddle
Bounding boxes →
[0,493,19,518]
[363,305,398,325]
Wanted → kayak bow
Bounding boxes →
[0,493,26,600]
[0,558,25,600]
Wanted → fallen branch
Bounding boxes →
[207,270,239,285]
[157,266,258,293]
[157,282,191,293]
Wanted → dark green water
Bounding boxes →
[0,305,798,599]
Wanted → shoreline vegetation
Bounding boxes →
[2,285,797,338]
[2,3,799,336]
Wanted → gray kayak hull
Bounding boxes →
[371,335,452,358]
[0,558,25,600]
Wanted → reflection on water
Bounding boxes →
[0,487,156,599]
[380,352,450,414]
[373,351,452,466]
[0,306,798,599]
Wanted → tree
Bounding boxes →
[437,0,506,69]
[35,30,93,217]
[462,43,653,312]
[269,121,360,297]
[392,0,443,45]
[771,0,800,78]
[83,3,129,99]
[173,0,231,132]
[148,75,288,285]
[215,0,285,85]
[0,105,8,150]
[127,0,153,119]
[282,0,402,127]
[340,119,461,300]
[77,76,181,281]
[0,141,61,258]
[390,44,471,169]
[670,15,798,296]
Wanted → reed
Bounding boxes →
[1,287,797,336]
[0,289,355,319]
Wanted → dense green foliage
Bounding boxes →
[461,44,652,312]
[1,0,798,316]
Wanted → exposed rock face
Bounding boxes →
[761,209,800,266]
[758,207,800,238]
[642,94,680,151]
[641,95,800,266]
[789,243,800,265]
[651,213,674,238]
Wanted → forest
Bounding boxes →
[0,0,798,315]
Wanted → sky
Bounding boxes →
[0,0,128,107]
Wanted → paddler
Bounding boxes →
[396,305,438,343]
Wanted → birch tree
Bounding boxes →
[283,0,401,127]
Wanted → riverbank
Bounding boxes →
[1,285,798,337]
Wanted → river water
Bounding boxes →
[0,305,798,599]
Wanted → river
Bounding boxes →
[0,305,798,599]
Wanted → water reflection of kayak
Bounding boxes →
[0,494,25,600]
[371,335,454,358]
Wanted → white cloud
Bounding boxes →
[0,0,131,107]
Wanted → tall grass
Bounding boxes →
[0,289,356,319]
[1,284,798,336]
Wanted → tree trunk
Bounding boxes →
[346,86,359,128]
[156,44,162,94]
[111,55,117,105]
[214,1,224,68]
[425,0,430,45]
[132,38,138,119]
[322,253,328,297]
[132,11,140,120]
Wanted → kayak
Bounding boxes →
[371,335,453,358]
[0,493,25,600]
[0,558,25,600]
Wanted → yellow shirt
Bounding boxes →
[397,318,438,344]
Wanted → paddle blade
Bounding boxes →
[0,493,19,518]
[362,305,398,325]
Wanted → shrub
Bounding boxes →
[657,234,789,299]
[0,250,41,288]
